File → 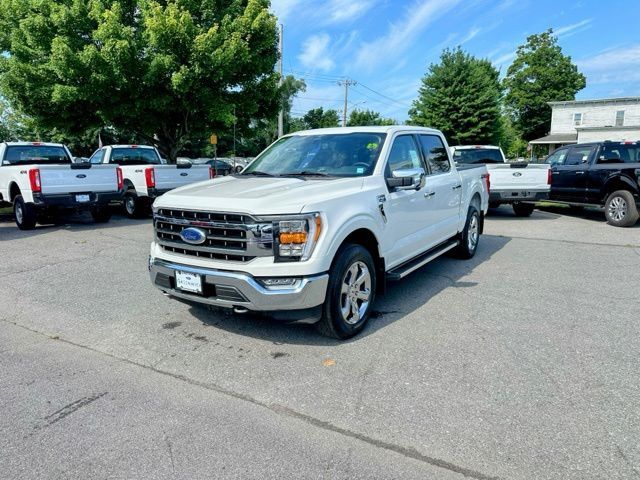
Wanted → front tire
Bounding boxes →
[605,190,639,227]
[317,244,376,339]
[453,205,480,259]
[512,202,535,217]
[14,195,37,230]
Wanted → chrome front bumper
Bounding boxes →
[149,258,329,311]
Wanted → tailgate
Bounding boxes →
[39,165,118,195]
[487,164,550,191]
[153,165,210,191]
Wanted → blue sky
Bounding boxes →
[270,0,640,121]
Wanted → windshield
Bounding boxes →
[453,148,504,164]
[243,133,387,177]
[3,145,71,166]
[109,148,160,166]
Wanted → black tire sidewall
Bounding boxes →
[456,206,480,259]
[513,202,534,217]
[605,190,639,227]
[124,191,138,218]
[14,195,36,230]
[322,244,377,339]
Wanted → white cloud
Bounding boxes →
[354,0,463,71]
[327,0,375,23]
[270,0,302,22]
[577,44,640,90]
[298,33,336,72]
[554,18,593,38]
[493,51,516,66]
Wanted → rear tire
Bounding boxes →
[513,202,535,217]
[489,202,500,209]
[123,191,146,218]
[14,195,37,230]
[91,206,112,223]
[453,205,480,259]
[604,190,639,227]
[317,244,376,339]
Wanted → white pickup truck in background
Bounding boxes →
[89,145,212,218]
[450,145,550,216]
[0,142,123,229]
[149,126,489,339]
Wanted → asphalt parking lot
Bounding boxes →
[1,206,639,480]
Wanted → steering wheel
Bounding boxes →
[352,162,370,169]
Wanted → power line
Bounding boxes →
[357,81,413,108]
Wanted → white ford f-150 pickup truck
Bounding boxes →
[450,145,550,216]
[0,142,123,229]
[149,126,489,338]
[89,145,212,218]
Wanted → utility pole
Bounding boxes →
[338,78,357,127]
[277,23,284,138]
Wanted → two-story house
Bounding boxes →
[530,97,640,154]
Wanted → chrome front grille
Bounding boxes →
[154,208,273,262]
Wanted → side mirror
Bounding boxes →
[387,167,425,191]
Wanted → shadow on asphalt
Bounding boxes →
[0,208,151,241]
[187,234,510,346]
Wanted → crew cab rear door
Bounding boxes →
[549,145,595,202]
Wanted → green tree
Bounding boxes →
[0,0,279,161]
[303,107,340,129]
[409,48,502,145]
[503,29,586,141]
[347,109,395,126]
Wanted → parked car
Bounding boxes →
[0,142,123,229]
[546,141,640,227]
[149,126,490,338]
[89,145,212,218]
[450,145,550,216]
[191,158,234,176]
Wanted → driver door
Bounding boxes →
[383,134,430,266]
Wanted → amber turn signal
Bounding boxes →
[280,232,308,244]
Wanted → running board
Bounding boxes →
[386,240,459,281]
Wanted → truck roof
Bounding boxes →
[109,144,156,149]
[451,145,501,150]
[2,141,66,148]
[288,126,443,136]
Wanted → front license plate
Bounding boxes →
[175,271,202,294]
[76,194,90,203]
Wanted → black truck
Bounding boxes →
[546,141,640,227]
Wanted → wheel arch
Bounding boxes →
[9,182,21,201]
[602,176,639,201]
[331,227,385,294]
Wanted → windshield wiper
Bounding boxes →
[280,171,332,178]
[241,170,277,177]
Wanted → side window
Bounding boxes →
[565,146,594,166]
[419,135,451,174]
[89,149,105,164]
[386,135,423,174]
[546,148,568,166]
[600,145,640,164]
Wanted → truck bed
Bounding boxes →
[152,165,211,191]
[39,164,119,195]
[486,163,549,192]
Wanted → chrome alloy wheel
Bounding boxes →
[468,213,479,251]
[608,196,627,222]
[15,203,23,224]
[340,261,372,325]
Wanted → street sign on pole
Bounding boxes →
[210,134,218,145]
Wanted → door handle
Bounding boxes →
[452,184,462,190]
[424,191,436,198]
[575,171,586,175]
[552,171,560,175]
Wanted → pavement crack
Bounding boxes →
[163,431,176,475]
[43,392,107,428]
[0,247,117,279]
[3,318,501,480]
[501,235,640,249]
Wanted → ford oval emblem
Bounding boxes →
[513,172,522,177]
[76,174,87,178]
[180,227,207,245]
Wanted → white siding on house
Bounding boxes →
[577,127,640,143]
[550,99,640,134]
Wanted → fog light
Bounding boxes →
[260,277,300,289]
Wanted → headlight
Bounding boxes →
[257,213,322,262]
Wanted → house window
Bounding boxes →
[573,113,583,126]
[615,110,625,127]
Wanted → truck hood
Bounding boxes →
[154,175,365,215]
